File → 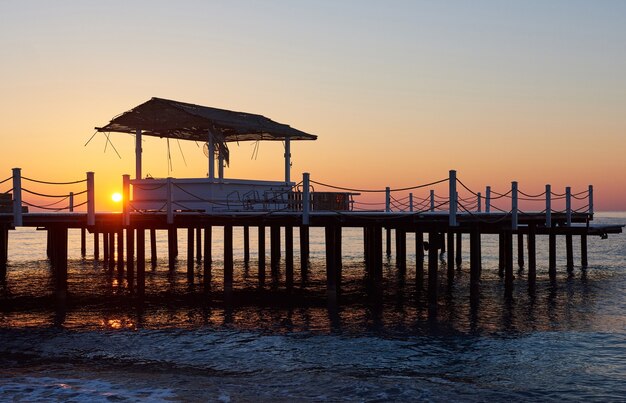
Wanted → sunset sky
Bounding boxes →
[1,1,625,211]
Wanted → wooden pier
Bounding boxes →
[0,98,623,307]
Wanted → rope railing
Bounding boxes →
[309,177,448,193]
[0,177,11,185]
[22,176,87,185]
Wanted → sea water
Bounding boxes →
[0,213,624,401]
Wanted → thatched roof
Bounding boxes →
[96,97,317,142]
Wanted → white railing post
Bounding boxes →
[477,192,482,213]
[123,174,130,227]
[166,177,174,225]
[485,186,491,213]
[566,186,572,226]
[302,172,310,225]
[588,185,593,215]
[430,190,435,212]
[135,129,142,180]
[546,184,551,228]
[69,192,74,212]
[409,193,413,212]
[385,187,391,213]
[449,170,457,226]
[12,167,22,226]
[87,171,95,226]
[511,181,518,230]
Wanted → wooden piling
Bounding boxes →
[0,225,8,279]
[270,225,280,274]
[415,230,424,291]
[103,232,109,265]
[187,227,194,279]
[455,232,462,268]
[447,231,454,281]
[504,230,513,297]
[168,227,177,270]
[52,226,68,301]
[116,229,124,274]
[517,233,524,268]
[498,232,505,277]
[427,232,439,305]
[396,227,406,273]
[80,228,86,257]
[243,225,250,264]
[285,226,294,289]
[136,229,145,296]
[528,224,537,290]
[93,231,99,260]
[549,231,557,280]
[108,232,115,271]
[299,226,309,275]
[469,226,481,299]
[126,228,134,292]
[566,234,574,273]
[258,225,266,287]
[224,225,234,293]
[196,226,202,262]
[150,229,157,267]
[581,234,588,268]
[325,224,340,297]
[386,227,391,257]
[203,226,212,290]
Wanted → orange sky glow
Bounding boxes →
[1,1,625,212]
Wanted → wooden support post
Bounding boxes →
[126,228,134,292]
[108,232,115,271]
[528,224,536,291]
[93,232,99,260]
[103,232,109,264]
[300,226,310,276]
[203,226,212,290]
[374,226,383,282]
[469,226,481,299]
[447,231,454,281]
[581,234,588,268]
[53,226,68,301]
[385,228,391,257]
[224,225,234,293]
[566,234,574,273]
[136,229,145,297]
[517,233,524,268]
[270,225,281,274]
[80,228,86,257]
[46,230,52,259]
[150,229,157,267]
[415,231,424,291]
[427,232,439,305]
[396,227,406,274]
[504,230,513,298]
[285,226,294,290]
[549,231,557,280]
[258,225,266,287]
[168,227,177,270]
[325,224,340,298]
[195,226,202,262]
[117,229,124,274]
[243,225,250,264]
[498,232,505,277]
[455,232,462,268]
[335,225,342,286]
[0,225,8,279]
[187,227,194,279]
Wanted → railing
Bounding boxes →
[1,168,95,226]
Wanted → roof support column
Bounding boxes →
[135,129,142,180]
[285,136,291,183]
[218,149,225,180]
[208,131,215,180]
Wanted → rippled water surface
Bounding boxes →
[0,213,624,401]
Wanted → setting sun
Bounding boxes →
[111,192,122,203]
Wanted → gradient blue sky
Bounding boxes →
[1,1,625,210]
